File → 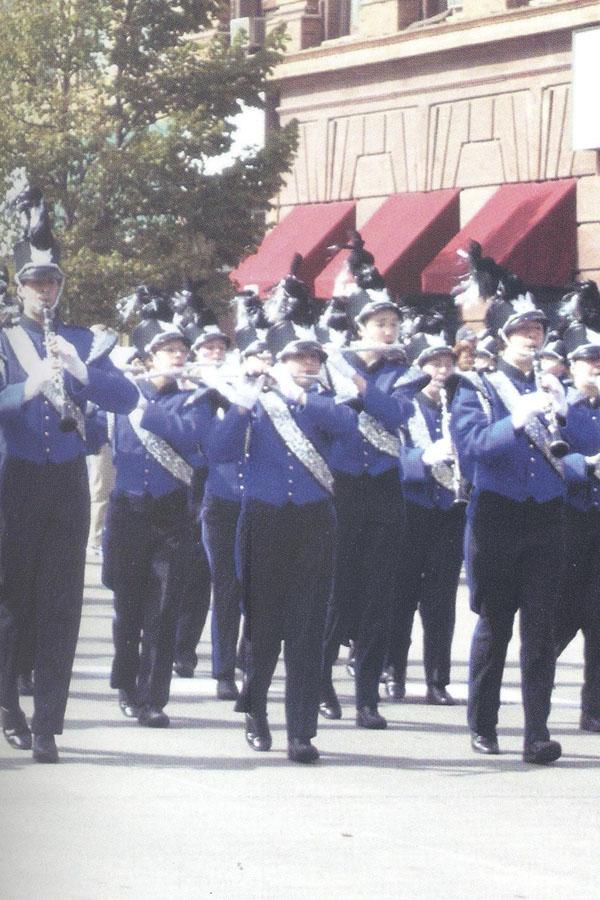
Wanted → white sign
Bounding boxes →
[573,26,600,151]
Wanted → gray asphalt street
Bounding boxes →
[1,555,599,899]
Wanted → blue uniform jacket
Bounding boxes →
[561,392,600,512]
[209,385,357,506]
[0,316,138,463]
[450,358,567,503]
[400,393,456,511]
[327,353,412,477]
[108,382,215,499]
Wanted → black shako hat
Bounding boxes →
[355,299,401,325]
[145,326,190,354]
[568,342,600,362]
[277,339,328,363]
[498,308,548,343]
[13,185,64,284]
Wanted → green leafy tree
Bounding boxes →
[0,1,296,325]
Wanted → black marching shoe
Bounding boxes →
[1,707,32,750]
[216,677,239,701]
[173,661,194,679]
[32,734,59,764]
[245,713,272,752]
[522,739,562,765]
[470,732,500,755]
[356,706,387,729]
[118,690,140,719]
[137,707,170,728]
[17,672,34,696]
[288,738,319,764]
[580,712,600,733]
[426,686,456,706]
[319,685,342,720]
[384,678,406,702]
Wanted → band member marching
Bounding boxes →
[0,187,138,763]
[101,327,218,728]
[209,339,356,762]
[451,308,569,763]
[319,299,420,729]
[384,339,466,705]
[556,343,600,733]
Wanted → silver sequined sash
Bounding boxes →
[259,390,334,494]
[487,371,564,477]
[358,411,401,458]
[128,408,193,487]
[407,401,454,491]
[4,325,86,439]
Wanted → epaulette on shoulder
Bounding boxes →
[62,323,90,335]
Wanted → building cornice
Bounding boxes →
[270,0,600,83]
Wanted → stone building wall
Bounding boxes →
[252,0,600,284]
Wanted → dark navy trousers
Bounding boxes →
[237,498,335,741]
[102,489,192,710]
[201,496,243,680]
[387,501,465,689]
[467,491,562,745]
[173,471,211,670]
[556,505,600,718]
[0,456,89,734]
[322,469,405,709]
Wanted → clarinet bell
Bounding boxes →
[549,437,569,459]
[59,413,78,433]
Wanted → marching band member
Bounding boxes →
[101,328,216,728]
[199,333,266,701]
[556,343,600,733]
[451,308,568,763]
[319,299,417,729]
[0,189,137,763]
[384,340,466,705]
[171,327,231,680]
[209,339,356,762]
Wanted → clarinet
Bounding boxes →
[42,307,78,433]
[531,353,569,458]
[439,385,469,505]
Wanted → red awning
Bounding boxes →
[421,179,577,294]
[313,190,460,299]
[229,201,356,297]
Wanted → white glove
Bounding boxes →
[422,439,453,466]
[22,357,58,401]
[228,378,264,410]
[511,391,548,429]
[539,372,568,418]
[271,364,305,403]
[52,334,89,384]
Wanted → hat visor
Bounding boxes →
[193,333,231,350]
[279,346,328,363]
[18,264,64,283]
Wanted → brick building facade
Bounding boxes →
[229,1,600,312]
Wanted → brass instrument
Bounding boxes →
[42,307,77,433]
[531,353,569,458]
[439,384,469,505]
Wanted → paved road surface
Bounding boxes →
[1,556,599,899]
